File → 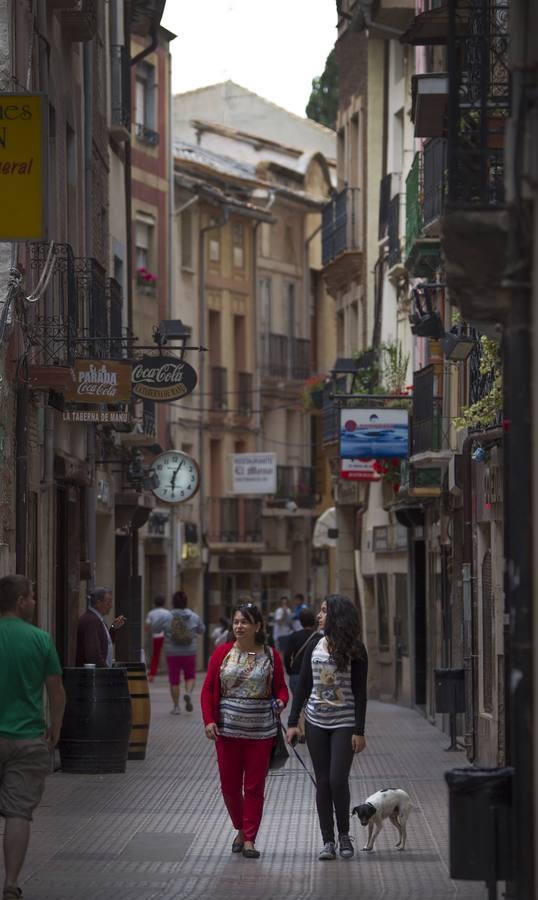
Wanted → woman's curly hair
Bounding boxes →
[324,594,365,672]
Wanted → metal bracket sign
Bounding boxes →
[131,355,198,402]
[0,94,47,240]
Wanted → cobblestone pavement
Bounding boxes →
[2,677,489,900]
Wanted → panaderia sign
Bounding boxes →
[64,360,133,404]
[131,355,198,402]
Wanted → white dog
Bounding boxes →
[352,788,414,851]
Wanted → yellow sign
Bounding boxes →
[0,94,45,240]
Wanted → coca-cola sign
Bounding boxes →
[131,354,198,402]
[64,360,132,404]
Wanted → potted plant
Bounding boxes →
[302,374,329,411]
[136,266,158,292]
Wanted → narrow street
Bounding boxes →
[11,680,486,900]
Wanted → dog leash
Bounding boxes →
[279,722,317,787]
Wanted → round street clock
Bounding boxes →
[148,451,201,504]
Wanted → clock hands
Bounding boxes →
[170,460,184,490]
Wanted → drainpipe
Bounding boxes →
[83,41,96,589]
[198,210,229,667]
[461,426,503,760]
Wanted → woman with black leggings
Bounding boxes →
[287,594,367,860]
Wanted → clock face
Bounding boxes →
[148,451,200,504]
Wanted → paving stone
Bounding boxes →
[0,679,490,900]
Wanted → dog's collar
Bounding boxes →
[366,802,377,813]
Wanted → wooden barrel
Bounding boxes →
[59,667,132,774]
[116,662,151,760]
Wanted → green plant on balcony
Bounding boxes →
[454,336,503,430]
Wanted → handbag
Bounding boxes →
[269,721,289,771]
[264,646,289,771]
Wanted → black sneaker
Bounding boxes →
[339,833,354,858]
[184,694,193,712]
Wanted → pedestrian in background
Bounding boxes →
[211,616,230,649]
[283,606,318,741]
[164,590,205,715]
[201,602,288,859]
[145,593,170,682]
[75,586,126,667]
[272,596,294,652]
[0,575,65,900]
[287,594,368,862]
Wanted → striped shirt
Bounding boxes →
[218,646,276,740]
[305,638,356,730]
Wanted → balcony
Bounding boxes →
[423,138,446,230]
[135,122,159,147]
[264,465,315,511]
[110,45,131,142]
[260,334,311,382]
[411,364,452,464]
[387,194,401,268]
[236,371,253,416]
[208,497,263,543]
[27,242,78,366]
[321,187,362,295]
[211,366,228,411]
[405,152,441,277]
[442,0,510,323]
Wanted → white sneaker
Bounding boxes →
[318,841,336,860]
[170,705,180,715]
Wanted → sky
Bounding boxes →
[161,0,336,118]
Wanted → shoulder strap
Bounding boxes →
[290,631,319,668]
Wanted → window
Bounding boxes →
[181,208,193,269]
[232,223,245,269]
[259,277,272,332]
[135,221,152,270]
[135,62,155,128]
[260,222,271,258]
[376,574,390,650]
[208,220,221,263]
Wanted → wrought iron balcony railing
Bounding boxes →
[291,337,310,380]
[275,465,315,508]
[211,366,228,411]
[107,278,124,359]
[423,138,447,228]
[411,364,449,455]
[387,194,401,267]
[208,497,263,543]
[405,154,423,260]
[260,334,311,381]
[236,371,253,416]
[28,242,78,365]
[322,187,361,266]
[135,122,160,147]
[447,0,509,208]
[110,45,131,140]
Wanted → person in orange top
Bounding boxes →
[201,602,289,859]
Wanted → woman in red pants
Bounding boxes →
[201,602,288,859]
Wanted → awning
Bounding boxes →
[313,507,338,549]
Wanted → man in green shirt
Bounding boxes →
[0,574,65,900]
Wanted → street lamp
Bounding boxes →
[442,328,475,361]
[154,319,191,356]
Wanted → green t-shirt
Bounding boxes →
[0,616,62,739]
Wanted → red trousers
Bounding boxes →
[148,635,164,679]
[215,736,274,842]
